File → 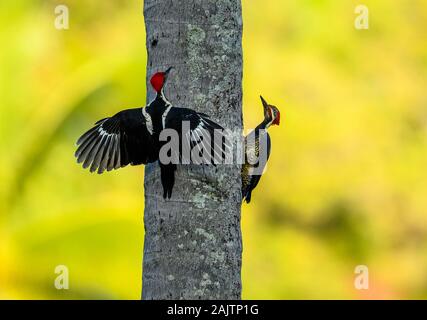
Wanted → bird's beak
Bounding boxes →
[260,95,269,116]
[165,66,174,76]
[163,67,174,84]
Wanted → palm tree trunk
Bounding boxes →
[142,0,243,299]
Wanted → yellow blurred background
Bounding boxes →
[1,0,427,299]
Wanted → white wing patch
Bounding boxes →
[99,127,113,137]
[188,119,227,164]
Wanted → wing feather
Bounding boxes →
[90,135,108,172]
[98,135,112,174]
[107,136,118,171]
[75,108,156,173]
[163,108,228,165]
[76,132,98,163]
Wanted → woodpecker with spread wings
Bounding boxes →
[241,96,280,203]
[75,67,226,199]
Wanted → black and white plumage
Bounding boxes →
[75,108,157,174]
[75,68,228,199]
[241,96,280,204]
[163,107,227,164]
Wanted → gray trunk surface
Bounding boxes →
[142,0,243,300]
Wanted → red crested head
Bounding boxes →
[260,95,281,127]
[150,67,173,93]
[150,72,165,93]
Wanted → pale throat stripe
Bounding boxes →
[142,108,153,134]
[162,105,172,129]
[160,89,172,106]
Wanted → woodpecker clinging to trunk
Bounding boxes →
[242,96,280,203]
[75,67,227,199]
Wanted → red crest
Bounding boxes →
[150,72,165,92]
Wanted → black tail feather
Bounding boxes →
[244,191,252,204]
[160,163,176,199]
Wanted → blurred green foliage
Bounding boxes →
[1,0,427,299]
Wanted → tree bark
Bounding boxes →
[142,0,243,299]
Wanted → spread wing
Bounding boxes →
[164,108,230,164]
[75,108,156,174]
